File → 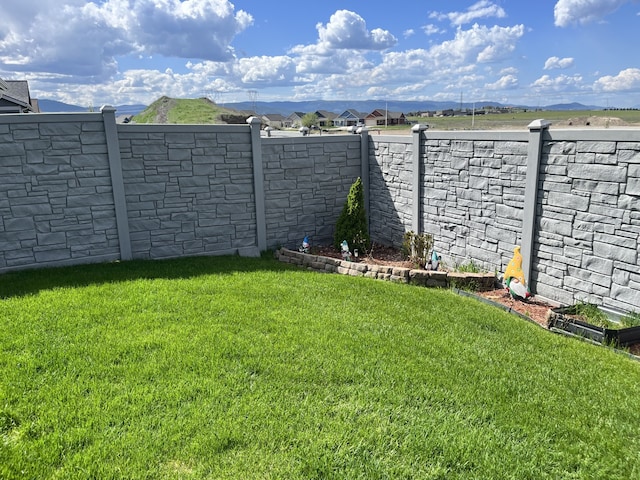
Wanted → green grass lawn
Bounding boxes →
[1,255,639,479]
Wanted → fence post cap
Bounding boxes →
[528,119,552,130]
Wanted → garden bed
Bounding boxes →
[277,247,496,291]
[547,304,640,348]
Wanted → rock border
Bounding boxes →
[276,248,497,291]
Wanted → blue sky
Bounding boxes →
[2,0,640,108]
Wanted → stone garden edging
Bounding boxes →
[276,248,497,291]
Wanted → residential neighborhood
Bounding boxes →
[262,108,408,130]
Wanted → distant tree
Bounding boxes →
[301,113,319,129]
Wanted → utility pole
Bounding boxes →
[247,90,258,115]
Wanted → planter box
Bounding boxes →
[547,305,640,347]
[276,248,496,290]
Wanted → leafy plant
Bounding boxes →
[620,311,640,328]
[455,260,482,273]
[400,231,434,268]
[573,302,612,328]
[334,177,371,253]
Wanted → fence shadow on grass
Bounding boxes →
[0,252,293,299]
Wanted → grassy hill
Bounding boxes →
[132,96,249,124]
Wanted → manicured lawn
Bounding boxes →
[1,255,639,479]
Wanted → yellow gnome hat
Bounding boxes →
[504,246,526,285]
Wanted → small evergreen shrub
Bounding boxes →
[334,177,371,252]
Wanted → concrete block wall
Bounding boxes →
[117,124,259,258]
[368,132,529,273]
[0,113,121,271]
[2,109,640,313]
[262,135,362,249]
[368,136,413,248]
[421,132,529,271]
[533,131,640,312]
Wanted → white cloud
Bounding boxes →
[316,10,397,50]
[594,68,640,91]
[544,56,575,70]
[428,24,524,67]
[485,75,519,90]
[554,0,633,27]
[422,24,444,36]
[234,56,296,85]
[430,1,506,26]
[286,10,390,76]
[403,29,416,38]
[0,0,253,77]
[530,73,584,91]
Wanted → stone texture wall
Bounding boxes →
[533,133,640,313]
[262,135,361,249]
[368,132,529,275]
[0,113,120,270]
[421,133,529,272]
[2,111,640,313]
[117,124,259,258]
[368,136,413,248]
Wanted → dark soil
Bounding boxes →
[311,243,415,268]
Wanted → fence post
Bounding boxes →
[101,105,132,261]
[247,116,267,253]
[411,124,429,234]
[522,119,551,290]
[359,126,370,218]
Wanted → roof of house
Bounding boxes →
[0,78,38,112]
[262,113,287,121]
[314,110,337,120]
[366,109,405,119]
[336,109,366,119]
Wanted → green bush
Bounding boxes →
[334,177,371,252]
[400,231,434,268]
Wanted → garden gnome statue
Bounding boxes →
[504,246,531,301]
[341,240,351,261]
[426,251,440,271]
[299,235,310,253]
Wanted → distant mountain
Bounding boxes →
[543,102,602,111]
[36,98,603,117]
[38,99,147,116]
[224,100,478,116]
[223,99,602,116]
[37,99,88,113]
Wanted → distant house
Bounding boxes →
[285,111,306,128]
[334,109,366,127]
[261,113,287,129]
[0,78,39,113]
[364,109,406,127]
[313,110,337,128]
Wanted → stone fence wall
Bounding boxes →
[0,111,121,270]
[1,107,639,313]
[118,123,259,258]
[368,127,640,313]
